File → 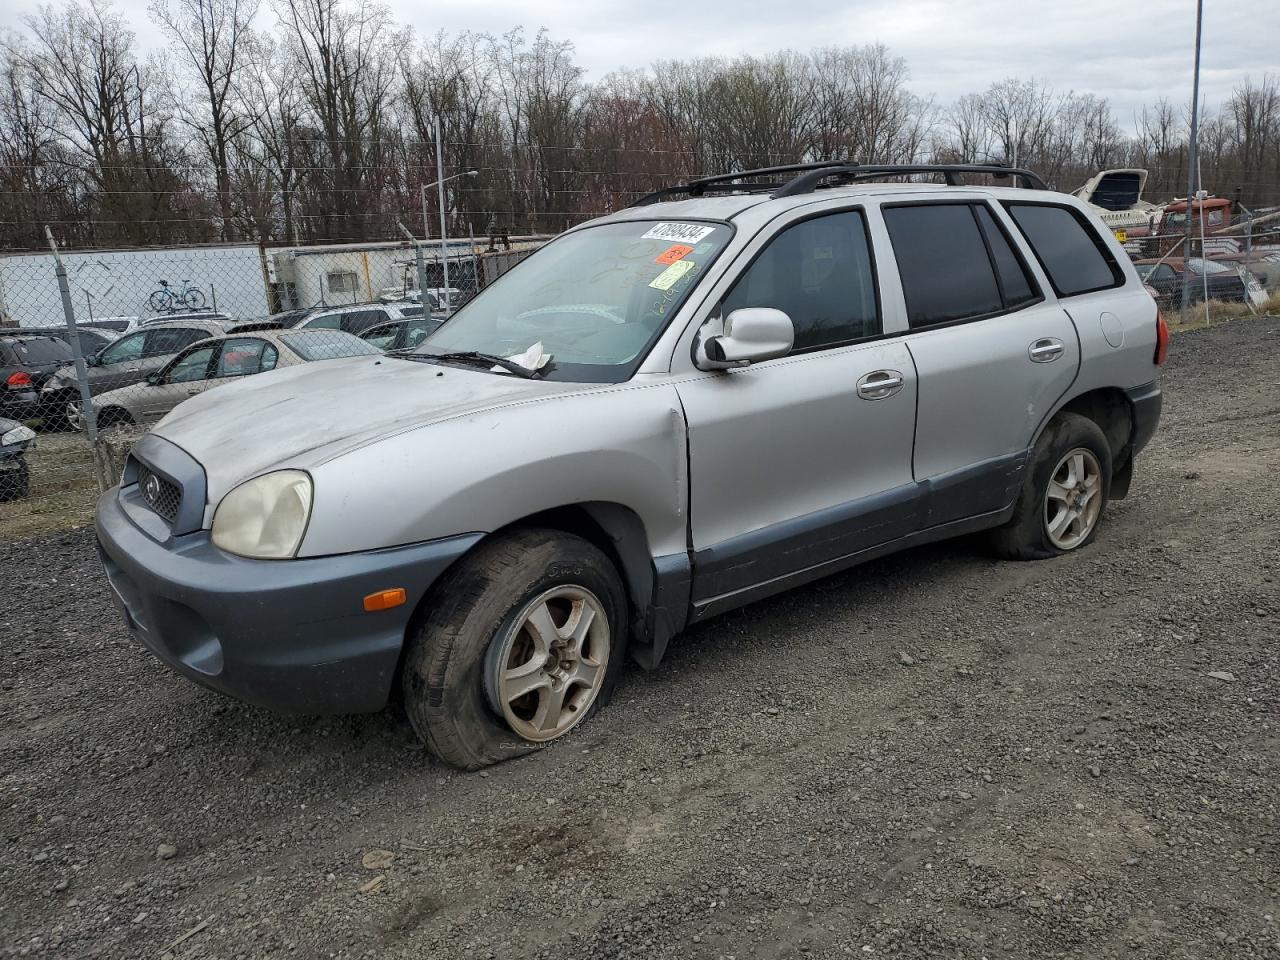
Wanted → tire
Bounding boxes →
[182,289,206,309]
[990,412,1113,561]
[148,289,173,312]
[0,460,30,502]
[402,528,628,770]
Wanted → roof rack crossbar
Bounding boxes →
[773,163,1049,198]
[631,162,1048,208]
[631,160,853,207]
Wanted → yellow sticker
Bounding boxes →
[649,259,696,290]
[1115,229,1128,243]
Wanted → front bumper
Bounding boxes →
[95,489,481,714]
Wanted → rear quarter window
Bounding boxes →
[1004,203,1123,297]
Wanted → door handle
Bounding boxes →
[1028,338,1065,363]
[857,370,905,400]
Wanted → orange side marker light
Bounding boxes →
[363,588,407,612]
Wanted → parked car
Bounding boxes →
[96,162,1165,770]
[0,416,35,501]
[295,301,426,336]
[21,325,117,358]
[1135,257,1264,307]
[1,334,74,422]
[83,329,382,430]
[358,316,444,351]
[80,317,141,335]
[41,318,229,428]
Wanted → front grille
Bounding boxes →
[137,464,181,524]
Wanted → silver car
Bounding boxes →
[86,329,381,430]
[95,163,1165,769]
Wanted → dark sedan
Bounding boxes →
[0,415,35,501]
[1,334,74,422]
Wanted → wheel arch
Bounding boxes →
[1035,387,1136,498]
[398,500,687,692]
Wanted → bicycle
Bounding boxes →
[148,279,206,312]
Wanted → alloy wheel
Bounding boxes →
[485,585,610,743]
[1044,447,1103,550]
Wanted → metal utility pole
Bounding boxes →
[435,116,451,314]
[396,221,430,311]
[1180,0,1204,314]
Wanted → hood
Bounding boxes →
[150,355,590,496]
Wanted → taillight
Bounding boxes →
[5,371,32,389]
[1154,310,1169,366]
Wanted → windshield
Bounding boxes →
[416,220,732,382]
[281,330,382,361]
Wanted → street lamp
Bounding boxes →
[420,117,480,314]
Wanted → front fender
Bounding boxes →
[299,383,690,560]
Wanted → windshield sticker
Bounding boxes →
[649,259,696,290]
[655,243,694,265]
[642,222,717,245]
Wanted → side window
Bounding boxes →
[721,210,880,352]
[306,313,342,330]
[361,323,399,350]
[405,320,437,348]
[99,331,145,364]
[215,338,268,377]
[165,346,217,383]
[883,204,1003,327]
[1004,203,1122,297]
[145,328,205,357]
[973,204,1039,309]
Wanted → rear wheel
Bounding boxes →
[401,528,627,770]
[991,412,1112,560]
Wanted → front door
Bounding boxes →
[676,209,919,612]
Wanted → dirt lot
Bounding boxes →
[2,317,1278,960]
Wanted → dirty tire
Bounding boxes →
[990,412,1113,561]
[401,528,627,770]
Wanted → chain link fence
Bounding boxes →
[0,233,546,540]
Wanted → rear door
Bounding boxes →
[882,200,1080,526]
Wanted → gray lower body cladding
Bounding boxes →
[95,489,481,714]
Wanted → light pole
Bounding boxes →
[1180,0,1204,314]
[419,118,479,314]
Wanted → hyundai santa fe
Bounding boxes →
[95,162,1165,769]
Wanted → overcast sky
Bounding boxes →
[13,0,1277,127]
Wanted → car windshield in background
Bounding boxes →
[416,220,732,382]
[8,338,74,364]
[280,331,383,361]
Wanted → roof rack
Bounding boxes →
[631,161,1048,207]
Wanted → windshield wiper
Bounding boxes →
[422,350,545,379]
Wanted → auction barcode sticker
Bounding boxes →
[641,222,717,244]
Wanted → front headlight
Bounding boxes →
[1,425,35,446]
[211,470,313,559]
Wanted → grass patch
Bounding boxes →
[0,432,100,541]
[1167,293,1280,332]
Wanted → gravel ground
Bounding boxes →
[2,316,1278,960]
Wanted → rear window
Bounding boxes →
[1004,203,1122,296]
[883,204,1003,327]
[281,331,382,361]
[5,337,73,364]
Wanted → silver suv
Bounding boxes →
[96,163,1166,769]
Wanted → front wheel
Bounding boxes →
[0,460,29,502]
[148,289,174,312]
[401,528,627,770]
[991,412,1113,560]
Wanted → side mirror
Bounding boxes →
[146,374,160,386]
[84,354,98,367]
[696,308,794,371]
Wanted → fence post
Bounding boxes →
[45,227,112,493]
[396,221,431,308]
